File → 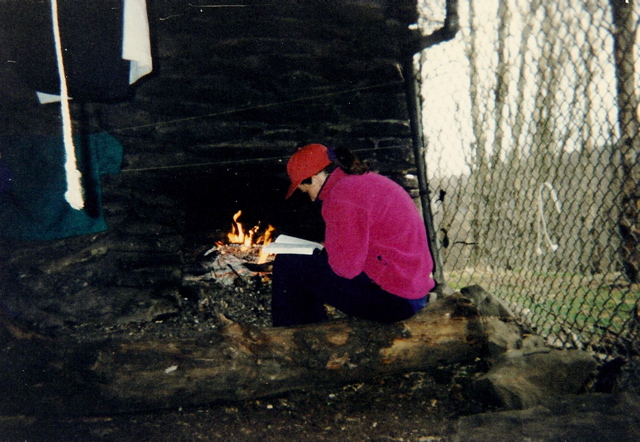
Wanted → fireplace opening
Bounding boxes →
[169,163,326,328]
[185,172,323,241]
[0,160,333,336]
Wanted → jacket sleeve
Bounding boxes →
[323,199,370,279]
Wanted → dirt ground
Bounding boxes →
[2,236,639,442]
[0,365,482,441]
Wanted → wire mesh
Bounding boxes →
[418,0,640,392]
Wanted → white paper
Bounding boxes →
[262,235,323,255]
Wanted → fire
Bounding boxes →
[227,210,251,246]
[225,210,275,264]
[256,224,276,264]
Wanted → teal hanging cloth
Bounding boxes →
[0,132,123,240]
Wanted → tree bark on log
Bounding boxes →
[0,293,501,416]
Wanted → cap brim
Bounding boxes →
[285,180,300,199]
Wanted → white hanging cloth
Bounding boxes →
[123,0,153,84]
[48,0,152,210]
[50,0,83,210]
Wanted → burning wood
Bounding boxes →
[225,210,275,264]
[184,211,276,287]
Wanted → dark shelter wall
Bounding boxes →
[0,0,426,330]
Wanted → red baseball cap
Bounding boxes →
[285,144,332,199]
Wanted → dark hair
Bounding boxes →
[332,145,369,175]
[300,145,369,185]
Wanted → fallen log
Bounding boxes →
[0,292,504,416]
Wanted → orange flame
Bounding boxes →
[257,225,276,264]
[227,210,252,246]
[226,210,275,264]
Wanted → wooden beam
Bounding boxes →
[0,293,495,416]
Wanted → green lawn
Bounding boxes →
[443,268,639,349]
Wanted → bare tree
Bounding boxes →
[485,0,510,266]
[610,0,640,283]
[465,0,494,266]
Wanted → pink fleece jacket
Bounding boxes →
[319,168,435,299]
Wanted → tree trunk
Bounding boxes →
[611,0,640,283]
[0,293,499,416]
[465,0,491,267]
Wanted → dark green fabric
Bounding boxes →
[0,132,122,240]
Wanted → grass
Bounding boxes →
[443,267,639,349]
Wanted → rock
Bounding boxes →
[460,285,515,319]
[454,392,640,442]
[468,345,598,410]
[116,298,181,325]
[482,317,523,360]
[520,333,547,351]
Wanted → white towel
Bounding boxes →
[122,0,153,84]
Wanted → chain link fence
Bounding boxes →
[417,0,640,391]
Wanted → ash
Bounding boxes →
[180,242,275,328]
[180,241,344,331]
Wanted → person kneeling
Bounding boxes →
[271,143,436,327]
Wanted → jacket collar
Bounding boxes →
[318,168,347,201]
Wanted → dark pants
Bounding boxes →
[271,251,427,327]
